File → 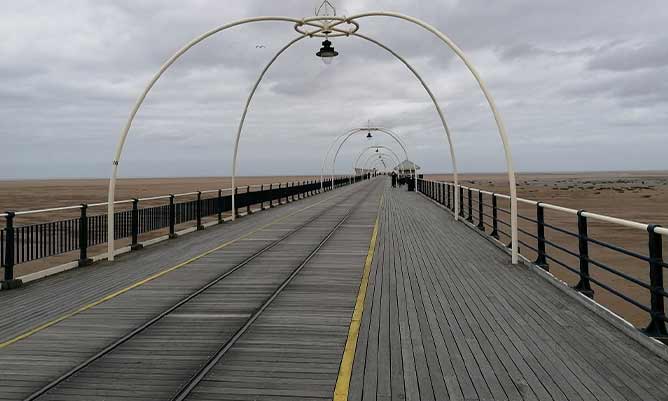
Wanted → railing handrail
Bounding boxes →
[1,177,354,217]
[422,178,668,237]
[415,176,667,339]
[1,174,369,282]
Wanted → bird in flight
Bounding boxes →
[255,44,266,48]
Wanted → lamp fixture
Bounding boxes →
[316,39,339,64]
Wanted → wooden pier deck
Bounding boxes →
[0,178,667,401]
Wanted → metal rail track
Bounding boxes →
[170,180,372,401]
[24,180,377,401]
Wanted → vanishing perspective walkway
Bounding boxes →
[0,178,666,401]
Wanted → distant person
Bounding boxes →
[391,171,397,188]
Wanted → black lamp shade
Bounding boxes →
[316,40,339,58]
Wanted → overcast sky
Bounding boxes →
[1,0,666,179]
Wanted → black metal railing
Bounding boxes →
[1,175,369,283]
[417,178,668,340]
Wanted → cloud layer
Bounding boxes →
[1,0,666,179]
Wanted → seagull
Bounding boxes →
[255,44,266,48]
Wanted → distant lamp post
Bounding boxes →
[316,39,338,64]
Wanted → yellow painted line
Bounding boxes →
[333,192,383,401]
[0,191,342,349]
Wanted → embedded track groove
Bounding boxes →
[24,180,380,401]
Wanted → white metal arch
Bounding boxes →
[320,127,411,189]
[366,158,390,173]
[107,12,517,263]
[358,149,402,173]
[348,12,518,263]
[231,31,459,220]
[353,145,402,172]
[105,16,307,260]
[330,127,417,191]
[362,152,398,172]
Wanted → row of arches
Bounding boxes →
[106,12,518,264]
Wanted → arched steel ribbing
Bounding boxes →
[362,152,398,172]
[106,12,518,264]
[330,127,418,193]
[231,32,459,221]
[320,127,412,190]
[353,145,402,172]
[359,150,402,173]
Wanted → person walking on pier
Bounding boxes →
[391,171,397,188]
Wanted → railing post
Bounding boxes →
[270,184,275,208]
[574,210,594,298]
[131,198,142,250]
[216,190,223,224]
[447,184,451,210]
[260,185,265,209]
[234,187,239,217]
[477,191,485,231]
[3,212,16,284]
[644,225,667,339]
[78,204,92,266]
[491,194,499,239]
[170,194,177,237]
[246,188,252,215]
[534,203,549,270]
[459,186,465,218]
[196,191,204,229]
[467,188,473,223]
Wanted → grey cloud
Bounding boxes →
[588,40,668,72]
[1,0,667,179]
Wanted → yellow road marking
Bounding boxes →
[0,192,342,349]
[333,192,383,401]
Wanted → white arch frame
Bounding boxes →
[320,127,409,188]
[363,153,396,170]
[330,127,418,191]
[106,12,518,264]
[359,150,402,173]
[366,157,392,173]
[353,145,402,173]
[231,31,459,221]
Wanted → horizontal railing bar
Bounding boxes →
[543,222,579,238]
[586,257,651,290]
[518,214,538,224]
[518,227,538,240]
[436,180,668,237]
[587,236,650,262]
[497,219,511,228]
[14,205,83,215]
[543,239,580,259]
[138,195,171,202]
[172,191,200,197]
[587,275,652,313]
[88,199,134,207]
[545,254,581,276]
[518,239,539,253]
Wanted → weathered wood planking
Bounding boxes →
[348,182,668,401]
[0,182,379,401]
[185,192,381,400]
